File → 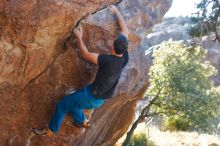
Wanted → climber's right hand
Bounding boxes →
[73,27,83,39]
[108,5,119,14]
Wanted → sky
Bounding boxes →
[165,0,201,17]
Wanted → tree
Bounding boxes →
[122,41,220,146]
[189,0,220,42]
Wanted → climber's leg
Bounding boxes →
[49,88,85,132]
[70,109,86,124]
[33,98,68,135]
[36,85,104,133]
[33,89,84,135]
[70,109,91,128]
[48,102,67,132]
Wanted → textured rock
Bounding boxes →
[146,17,193,45]
[146,17,220,85]
[0,0,172,145]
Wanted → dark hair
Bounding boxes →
[113,34,128,54]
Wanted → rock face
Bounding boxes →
[146,17,220,85]
[0,0,172,146]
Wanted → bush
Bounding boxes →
[128,132,155,146]
[147,41,220,133]
[161,116,191,132]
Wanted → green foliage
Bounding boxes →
[147,41,220,133]
[128,132,155,146]
[161,116,191,132]
[189,0,220,41]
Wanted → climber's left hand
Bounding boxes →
[73,27,83,39]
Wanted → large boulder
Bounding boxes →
[0,0,172,145]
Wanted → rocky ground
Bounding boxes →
[117,124,220,146]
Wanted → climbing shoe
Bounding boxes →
[73,121,91,129]
[33,128,53,137]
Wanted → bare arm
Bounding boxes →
[73,27,98,65]
[108,5,129,38]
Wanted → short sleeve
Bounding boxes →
[120,33,129,41]
[98,54,108,66]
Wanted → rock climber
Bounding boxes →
[33,5,129,136]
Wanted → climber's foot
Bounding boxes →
[33,128,53,137]
[73,121,91,129]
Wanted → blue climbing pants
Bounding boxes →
[49,85,104,133]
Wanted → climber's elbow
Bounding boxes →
[83,52,98,65]
[81,51,88,58]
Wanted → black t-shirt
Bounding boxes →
[90,51,129,99]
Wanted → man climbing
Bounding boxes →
[33,5,129,136]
